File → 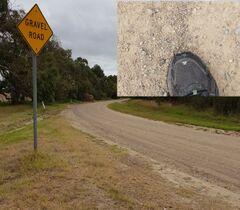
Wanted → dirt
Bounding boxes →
[117,1,240,96]
[63,101,240,209]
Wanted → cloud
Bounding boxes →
[13,0,117,75]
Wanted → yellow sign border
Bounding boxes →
[17,4,53,56]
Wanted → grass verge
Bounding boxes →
[0,103,234,209]
[0,103,66,135]
[108,100,240,132]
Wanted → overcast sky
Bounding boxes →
[12,0,117,75]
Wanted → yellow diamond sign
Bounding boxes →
[17,4,53,55]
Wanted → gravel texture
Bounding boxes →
[117,1,240,96]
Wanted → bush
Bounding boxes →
[213,98,240,115]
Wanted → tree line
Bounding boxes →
[0,0,117,104]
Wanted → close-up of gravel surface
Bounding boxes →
[117,1,240,96]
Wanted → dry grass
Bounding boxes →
[0,105,234,210]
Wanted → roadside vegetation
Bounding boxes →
[109,99,240,132]
[0,104,233,209]
[0,103,65,135]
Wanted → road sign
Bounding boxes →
[17,4,53,151]
[17,4,53,55]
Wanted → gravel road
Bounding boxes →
[63,100,240,198]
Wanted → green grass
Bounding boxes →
[0,103,66,135]
[0,102,67,145]
[0,126,33,145]
[108,100,240,132]
[21,152,66,173]
[0,119,60,146]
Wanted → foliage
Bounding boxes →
[155,97,240,116]
[0,2,117,104]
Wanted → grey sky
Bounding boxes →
[13,0,117,75]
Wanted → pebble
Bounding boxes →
[236,41,240,48]
[159,58,166,66]
[141,50,147,56]
[225,72,231,81]
[229,59,233,63]
[235,26,240,35]
[146,8,159,16]
[224,28,230,35]
[146,9,155,16]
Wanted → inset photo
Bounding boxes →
[117,1,240,96]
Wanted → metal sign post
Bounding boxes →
[32,53,38,151]
[17,4,53,151]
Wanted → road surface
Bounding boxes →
[63,100,240,194]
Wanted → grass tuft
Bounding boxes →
[108,188,131,204]
[21,152,64,173]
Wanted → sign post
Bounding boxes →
[32,53,37,151]
[17,4,53,151]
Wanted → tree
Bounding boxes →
[0,3,31,103]
[104,75,117,98]
[92,65,105,78]
[0,0,8,22]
